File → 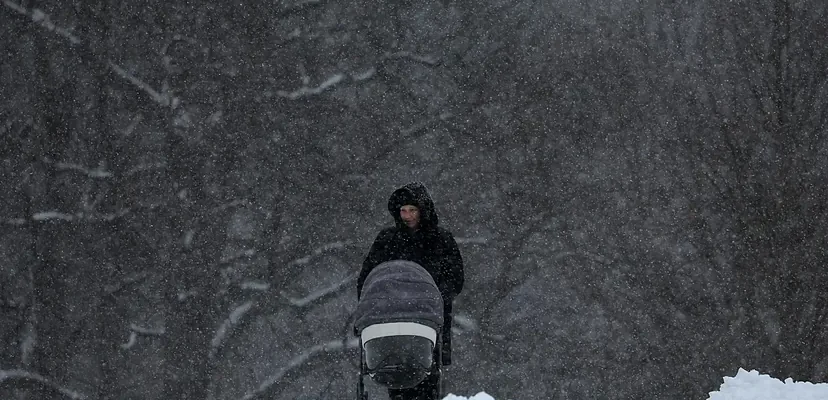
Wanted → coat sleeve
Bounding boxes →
[357,229,393,300]
[442,230,464,297]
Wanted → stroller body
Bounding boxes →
[354,260,445,399]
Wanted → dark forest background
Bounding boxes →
[2,1,827,399]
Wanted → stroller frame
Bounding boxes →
[356,333,443,400]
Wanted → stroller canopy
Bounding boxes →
[354,260,444,334]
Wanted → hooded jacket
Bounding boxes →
[357,182,464,364]
[358,182,464,299]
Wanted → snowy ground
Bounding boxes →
[443,368,828,400]
[706,369,828,400]
[443,393,495,400]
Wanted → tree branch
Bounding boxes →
[0,369,87,399]
[42,157,113,178]
[209,301,254,359]
[3,0,179,108]
[455,236,491,245]
[285,240,363,268]
[2,0,80,44]
[276,73,345,99]
[14,201,166,224]
[31,210,129,222]
[268,45,440,100]
[279,272,357,307]
[121,323,166,350]
[43,157,166,179]
[276,0,329,18]
[103,272,150,294]
[383,51,441,66]
[108,61,178,107]
[239,338,359,400]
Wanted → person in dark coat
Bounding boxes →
[357,182,464,400]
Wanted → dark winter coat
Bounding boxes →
[357,182,464,364]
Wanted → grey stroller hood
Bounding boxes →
[354,260,444,333]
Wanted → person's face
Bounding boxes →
[400,205,420,229]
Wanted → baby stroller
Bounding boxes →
[353,260,445,400]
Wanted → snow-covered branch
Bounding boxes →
[352,68,376,82]
[120,323,166,350]
[120,333,138,350]
[383,51,440,66]
[211,199,251,212]
[453,313,505,341]
[4,1,180,109]
[218,249,257,265]
[125,162,166,177]
[210,301,254,359]
[274,237,480,307]
[455,236,491,245]
[31,211,75,221]
[109,62,177,108]
[271,48,438,100]
[20,314,35,366]
[553,250,613,265]
[104,272,150,294]
[2,1,81,44]
[285,240,361,268]
[279,272,357,307]
[239,281,270,291]
[277,0,327,17]
[43,157,165,179]
[52,161,113,178]
[131,323,166,336]
[400,111,453,135]
[31,209,129,222]
[17,202,163,225]
[276,73,345,100]
[29,202,165,224]
[0,369,87,399]
[212,273,355,360]
[239,338,359,400]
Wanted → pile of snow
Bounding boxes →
[443,369,828,400]
[443,393,495,400]
[707,368,828,400]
